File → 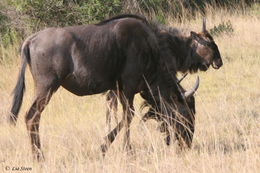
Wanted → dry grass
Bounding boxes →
[0,8,260,173]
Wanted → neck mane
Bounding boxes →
[155,25,198,74]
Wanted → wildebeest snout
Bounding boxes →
[212,58,223,69]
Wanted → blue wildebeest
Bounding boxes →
[105,16,222,148]
[9,14,222,161]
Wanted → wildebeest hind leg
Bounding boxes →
[100,92,134,155]
[25,83,58,161]
[100,120,124,155]
[105,90,118,133]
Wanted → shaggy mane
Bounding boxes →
[96,14,149,26]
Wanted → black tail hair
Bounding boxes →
[9,43,30,125]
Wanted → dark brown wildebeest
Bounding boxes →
[141,76,199,147]
[105,75,198,148]
[105,73,190,133]
[9,14,222,161]
[105,16,222,147]
[8,14,175,160]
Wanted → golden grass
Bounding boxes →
[0,9,260,173]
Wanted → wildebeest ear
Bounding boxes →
[190,31,199,39]
[202,17,206,32]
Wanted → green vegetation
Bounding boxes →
[12,0,122,28]
[0,0,257,51]
[209,20,234,37]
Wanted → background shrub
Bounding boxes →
[210,20,234,37]
[0,0,257,46]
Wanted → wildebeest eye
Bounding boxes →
[209,42,218,51]
[195,36,211,47]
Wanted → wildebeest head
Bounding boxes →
[141,76,198,146]
[190,18,223,71]
[141,76,198,122]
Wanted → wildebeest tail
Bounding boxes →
[9,42,30,125]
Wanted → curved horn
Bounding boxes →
[184,76,200,98]
[202,17,206,32]
[177,73,188,84]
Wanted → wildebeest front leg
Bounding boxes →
[25,90,53,161]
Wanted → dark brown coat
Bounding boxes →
[9,14,192,160]
[105,15,223,148]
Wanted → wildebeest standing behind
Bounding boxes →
[105,16,223,148]
[9,15,191,161]
[106,75,199,147]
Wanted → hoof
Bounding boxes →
[124,144,133,153]
[165,135,171,146]
[8,114,17,126]
[33,151,45,162]
[125,144,136,156]
[100,144,108,157]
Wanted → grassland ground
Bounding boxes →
[0,8,259,173]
